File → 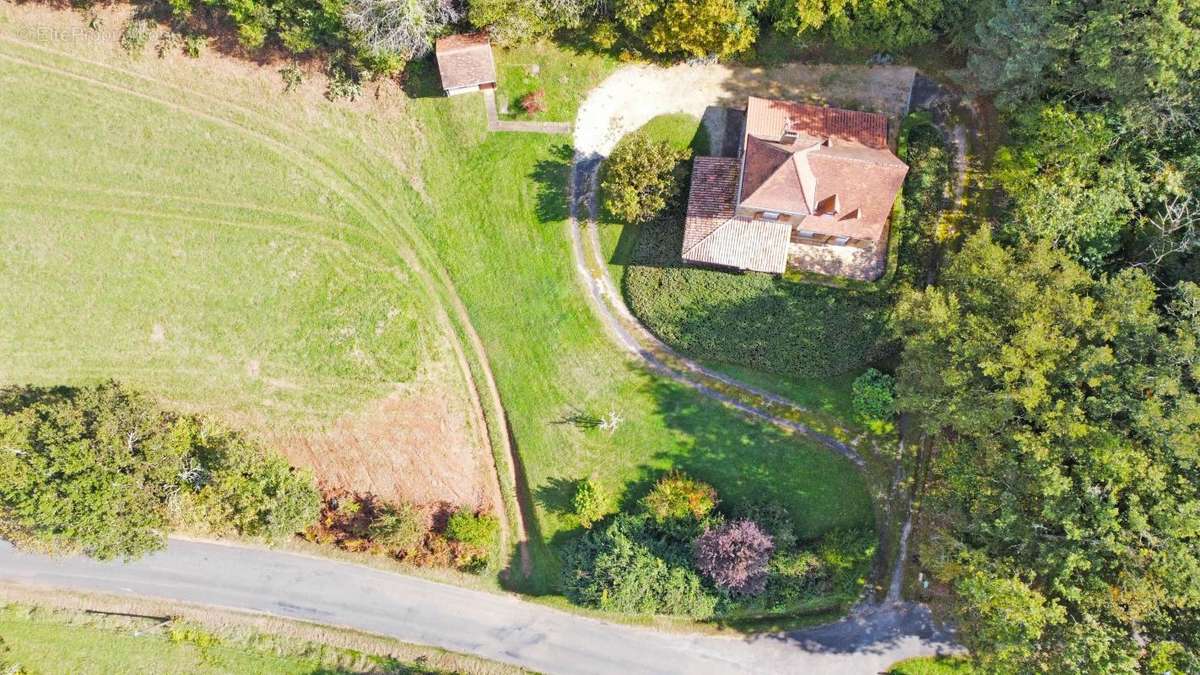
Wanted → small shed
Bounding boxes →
[434,33,497,96]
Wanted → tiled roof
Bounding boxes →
[738,97,908,242]
[745,96,889,149]
[682,157,791,274]
[435,33,496,90]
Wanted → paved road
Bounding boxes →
[0,539,957,674]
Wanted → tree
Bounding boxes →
[0,382,187,559]
[894,231,1200,672]
[573,478,607,529]
[468,0,600,44]
[970,0,1200,107]
[850,368,895,422]
[694,519,774,596]
[630,0,758,59]
[0,382,321,561]
[344,0,462,59]
[178,427,320,541]
[992,103,1141,266]
[602,133,690,223]
[766,0,943,52]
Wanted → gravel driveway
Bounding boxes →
[574,62,917,158]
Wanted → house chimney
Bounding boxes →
[782,117,799,142]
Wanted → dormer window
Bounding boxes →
[761,211,781,221]
[816,194,841,216]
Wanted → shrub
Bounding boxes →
[851,368,895,422]
[562,513,717,618]
[304,490,377,551]
[120,19,153,57]
[182,34,205,58]
[156,31,183,58]
[572,478,607,529]
[445,510,499,550]
[326,67,363,101]
[736,500,797,552]
[642,471,718,524]
[0,382,319,560]
[602,132,691,223]
[694,520,775,596]
[279,63,304,94]
[520,89,548,114]
[368,501,427,555]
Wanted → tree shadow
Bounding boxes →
[401,57,444,100]
[533,476,580,515]
[529,142,573,223]
[0,384,79,414]
[632,367,875,539]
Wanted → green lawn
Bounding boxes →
[0,604,511,674]
[0,9,875,607]
[493,40,614,122]
[1,614,332,674]
[0,33,438,428]
[887,656,975,674]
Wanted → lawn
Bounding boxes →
[0,5,876,614]
[0,25,439,430]
[887,656,975,674]
[493,39,614,122]
[0,603,513,674]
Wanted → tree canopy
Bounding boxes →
[0,382,319,560]
[895,232,1200,672]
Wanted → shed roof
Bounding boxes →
[435,33,496,91]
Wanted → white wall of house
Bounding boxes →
[445,85,482,96]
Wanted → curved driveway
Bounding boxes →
[0,539,956,674]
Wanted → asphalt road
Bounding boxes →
[0,539,958,674]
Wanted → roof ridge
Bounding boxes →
[681,217,737,256]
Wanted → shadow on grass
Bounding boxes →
[530,143,573,223]
[0,384,79,414]
[401,57,444,99]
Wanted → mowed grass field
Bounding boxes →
[0,4,874,598]
[0,18,438,427]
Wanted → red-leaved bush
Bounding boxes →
[694,519,775,596]
[521,89,547,114]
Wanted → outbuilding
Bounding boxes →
[434,33,497,96]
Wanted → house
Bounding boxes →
[434,33,497,96]
[681,96,908,279]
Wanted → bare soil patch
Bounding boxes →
[265,367,492,509]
